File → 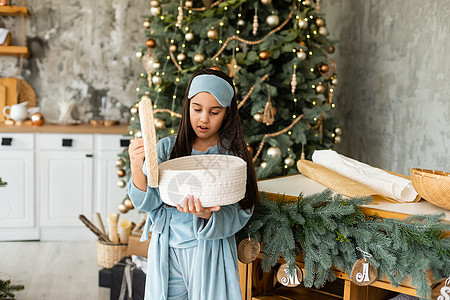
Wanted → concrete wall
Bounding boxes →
[1,0,147,122]
[322,0,450,175]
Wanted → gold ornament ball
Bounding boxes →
[267,146,281,158]
[117,169,126,177]
[259,50,270,60]
[335,127,342,136]
[315,17,325,27]
[143,20,151,28]
[185,0,193,7]
[334,136,342,144]
[185,32,194,41]
[266,15,279,28]
[154,118,166,130]
[31,112,45,126]
[284,157,295,167]
[253,113,264,122]
[331,77,339,85]
[116,158,125,168]
[261,0,272,5]
[130,106,138,115]
[150,0,160,7]
[169,44,178,52]
[118,203,129,214]
[318,26,328,35]
[146,38,156,48]
[328,45,335,54]
[124,198,134,210]
[177,52,187,61]
[207,28,218,39]
[136,51,143,58]
[117,179,126,188]
[319,64,329,73]
[152,75,162,85]
[315,83,325,94]
[194,53,205,63]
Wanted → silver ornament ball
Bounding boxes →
[335,127,342,136]
[207,28,218,39]
[185,32,194,41]
[150,0,160,7]
[266,15,280,28]
[117,179,126,188]
[253,113,264,123]
[298,20,308,29]
[150,6,161,16]
[153,62,161,69]
[135,131,142,138]
[315,84,325,94]
[267,146,281,158]
[152,75,162,85]
[334,136,342,144]
[284,157,295,167]
[318,26,328,35]
[331,77,339,85]
[135,51,143,58]
[118,203,129,213]
[177,52,187,61]
[116,158,125,168]
[130,106,138,115]
[154,118,166,130]
[297,50,307,60]
[143,20,151,28]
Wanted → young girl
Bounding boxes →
[128,69,258,300]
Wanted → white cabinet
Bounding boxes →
[0,133,38,240]
[0,130,132,241]
[39,134,94,228]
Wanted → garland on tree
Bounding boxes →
[239,190,450,299]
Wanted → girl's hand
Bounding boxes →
[128,138,145,172]
[177,195,221,220]
[128,138,147,191]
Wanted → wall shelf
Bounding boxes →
[0,46,29,57]
[0,6,29,16]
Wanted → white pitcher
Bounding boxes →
[3,102,29,122]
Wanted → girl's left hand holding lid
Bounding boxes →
[177,195,221,220]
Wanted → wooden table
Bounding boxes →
[238,174,449,300]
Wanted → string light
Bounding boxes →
[306,34,310,39]
[331,133,336,137]
[136,88,140,91]
[313,30,317,34]
[309,15,314,19]
[170,129,175,134]
[166,56,170,60]
[238,13,241,17]
[312,100,316,105]
[296,15,300,19]
[140,73,144,77]
[220,22,224,26]
[293,98,298,102]
[313,117,317,121]
[224,6,228,10]
[284,165,288,169]
[129,131,134,135]
[330,88,334,92]
[293,114,296,118]
[185,27,189,31]
[154,104,157,108]
[175,77,180,82]
[236,30,240,34]
[160,16,165,20]
[173,95,176,99]
[131,117,135,121]
[219,40,223,44]
[181,44,186,48]
[170,39,175,43]
[157,88,162,92]
[288,131,292,135]
[310,68,314,72]
[312,85,316,88]
[188,10,192,14]
[309,51,313,55]
[331,103,336,108]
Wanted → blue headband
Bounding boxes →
[187,74,234,107]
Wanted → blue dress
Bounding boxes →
[128,135,253,300]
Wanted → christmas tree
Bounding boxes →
[116,0,341,210]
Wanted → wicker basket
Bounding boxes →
[96,240,128,268]
[410,168,450,210]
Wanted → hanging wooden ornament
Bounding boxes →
[431,276,450,300]
[176,0,183,27]
[263,86,274,125]
[350,248,378,286]
[277,263,303,287]
[237,237,260,264]
[291,65,297,94]
[253,7,259,36]
[226,58,241,78]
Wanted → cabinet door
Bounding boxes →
[0,150,34,228]
[40,151,93,227]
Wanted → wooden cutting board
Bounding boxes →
[0,78,36,121]
[0,85,6,122]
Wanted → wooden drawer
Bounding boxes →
[38,133,93,151]
[96,134,130,151]
[0,133,34,150]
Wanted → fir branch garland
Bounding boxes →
[240,191,450,299]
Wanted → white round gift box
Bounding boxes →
[158,154,247,207]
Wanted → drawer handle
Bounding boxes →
[62,139,73,147]
[120,139,130,147]
[86,154,93,158]
[1,137,12,146]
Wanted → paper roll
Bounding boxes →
[119,219,132,244]
[107,213,120,244]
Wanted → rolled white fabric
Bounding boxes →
[0,29,9,44]
[312,150,418,202]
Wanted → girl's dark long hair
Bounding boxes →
[170,69,258,210]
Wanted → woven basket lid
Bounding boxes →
[138,96,159,188]
[158,154,247,207]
